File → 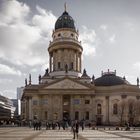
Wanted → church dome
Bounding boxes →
[94,72,130,86]
[55,11,76,30]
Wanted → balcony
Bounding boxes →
[49,37,81,46]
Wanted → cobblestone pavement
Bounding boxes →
[0,127,140,140]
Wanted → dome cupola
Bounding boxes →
[48,4,83,78]
[94,70,130,86]
[55,5,76,30]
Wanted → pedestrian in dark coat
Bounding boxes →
[72,121,79,139]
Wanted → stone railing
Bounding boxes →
[49,38,81,46]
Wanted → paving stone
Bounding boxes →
[0,127,140,140]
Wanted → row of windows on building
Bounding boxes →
[53,33,78,39]
[37,111,90,120]
[57,62,74,70]
[33,101,136,116]
[32,99,90,106]
[97,103,138,115]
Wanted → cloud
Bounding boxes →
[100,24,107,30]
[79,26,96,56]
[0,79,13,84]
[0,64,22,76]
[32,5,57,36]
[0,0,57,67]
[109,34,116,43]
[133,62,140,71]
[0,0,30,24]
[2,89,16,99]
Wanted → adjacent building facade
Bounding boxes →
[0,95,15,122]
[21,8,140,125]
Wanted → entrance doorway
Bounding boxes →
[63,95,70,121]
[96,117,102,125]
[63,111,69,121]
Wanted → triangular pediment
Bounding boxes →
[44,78,90,89]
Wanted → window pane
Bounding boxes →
[113,104,118,115]
[33,100,38,105]
[73,99,80,105]
[85,111,89,120]
[97,104,102,114]
[75,111,79,120]
[85,100,90,104]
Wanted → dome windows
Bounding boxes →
[58,33,61,37]
[71,33,74,37]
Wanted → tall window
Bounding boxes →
[85,100,90,104]
[85,111,89,120]
[33,100,38,106]
[54,113,58,120]
[44,111,48,120]
[58,62,61,69]
[129,103,133,115]
[113,103,118,114]
[97,104,102,114]
[70,62,73,70]
[75,111,79,120]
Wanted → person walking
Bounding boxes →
[72,120,79,139]
[81,120,85,131]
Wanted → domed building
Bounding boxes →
[21,7,140,126]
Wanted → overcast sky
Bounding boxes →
[0,0,140,99]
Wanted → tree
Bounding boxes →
[117,100,139,126]
[117,101,126,126]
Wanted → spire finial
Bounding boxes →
[25,78,27,86]
[137,77,139,87]
[64,2,67,12]
[29,74,31,85]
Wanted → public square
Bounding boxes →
[0,127,140,140]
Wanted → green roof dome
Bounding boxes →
[55,11,76,30]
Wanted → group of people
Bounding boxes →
[33,120,42,130]
[31,119,86,139]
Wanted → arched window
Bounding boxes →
[113,103,118,114]
[97,104,102,114]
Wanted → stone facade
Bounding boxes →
[21,8,140,126]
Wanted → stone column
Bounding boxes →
[106,96,110,125]
[70,95,74,120]
[24,100,27,119]
[49,54,52,72]
[59,95,63,121]
[79,53,82,73]
[76,52,78,71]
[136,96,140,122]
[80,95,84,120]
[28,97,32,120]
[121,95,127,123]
[91,95,95,120]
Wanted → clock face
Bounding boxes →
[63,32,69,37]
